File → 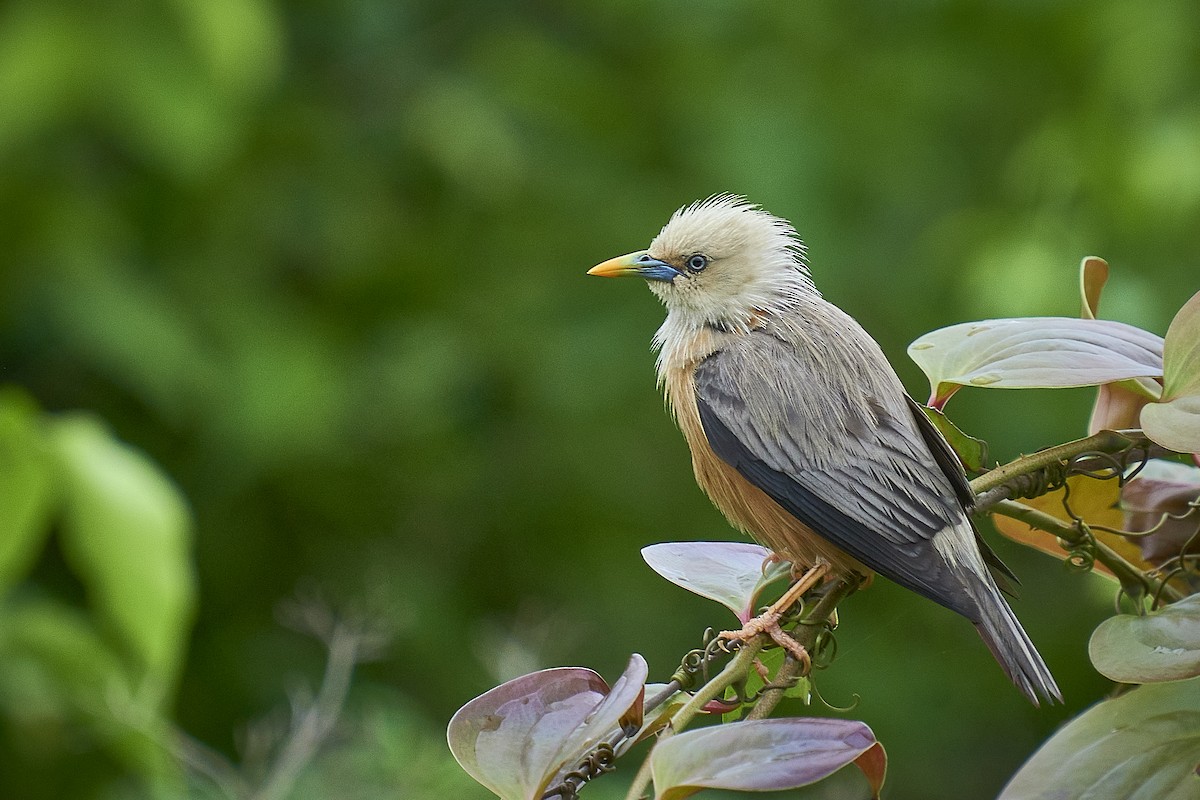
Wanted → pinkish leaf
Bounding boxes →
[447,654,648,800]
[650,718,884,800]
[1122,460,1200,567]
[854,741,888,799]
[642,542,791,622]
[1089,378,1160,435]
[907,317,1163,408]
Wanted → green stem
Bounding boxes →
[746,580,856,721]
[968,429,1137,499]
[622,638,765,800]
[989,499,1185,605]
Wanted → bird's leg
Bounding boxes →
[718,563,829,667]
[766,562,830,616]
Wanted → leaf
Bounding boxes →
[1122,459,1200,566]
[1143,399,1200,456]
[1089,378,1160,435]
[0,600,180,786]
[0,389,57,593]
[650,718,885,800]
[642,542,791,622]
[918,405,989,472]
[1089,594,1200,683]
[999,676,1200,800]
[447,655,647,800]
[990,475,1145,582]
[907,317,1163,408]
[1079,256,1109,320]
[626,683,687,751]
[1142,290,1200,454]
[49,415,196,699]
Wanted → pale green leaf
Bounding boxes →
[642,542,791,622]
[1142,289,1200,453]
[907,317,1163,408]
[651,718,884,800]
[447,655,647,800]
[1089,594,1200,683]
[1000,677,1200,800]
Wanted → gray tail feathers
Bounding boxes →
[971,581,1062,706]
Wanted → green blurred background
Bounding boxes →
[1,1,1198,798]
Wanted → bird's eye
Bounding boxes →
[685,254,709,272]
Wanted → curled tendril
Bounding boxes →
[1007,460,1070,500]
[810,627,839,671]
[1062,539,1097,572]
[811,682,861,714]
[672,628,745,688]
[542,743,617,800]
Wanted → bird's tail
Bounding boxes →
[969,580,1062,706]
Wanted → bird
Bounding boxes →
[587,195,1061,705]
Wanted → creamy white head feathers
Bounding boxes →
[645,195,816,333]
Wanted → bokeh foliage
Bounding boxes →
[1,1,1198,798]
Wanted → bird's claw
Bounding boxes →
[718,612,811,673]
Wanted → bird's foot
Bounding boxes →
[717,562,829,671]
[719,613,812,672]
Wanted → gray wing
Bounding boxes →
[694,333,979,618]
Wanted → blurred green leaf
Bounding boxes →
[650,718,884,800]
[907,317,1163,408]
[1141,289,1200,454]
[50,415,196,698]
[1089,594,1200,683]
[642,542,791,623]
[0,389,56,592]
[168,0,284,94]
[1000,676,1200,800]
[0,600,181,793]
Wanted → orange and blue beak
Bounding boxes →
[587,250,681,282]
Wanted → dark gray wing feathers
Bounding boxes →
[693,337,982,619]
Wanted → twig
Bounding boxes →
[173,731,250,799]
[251,623,362,800]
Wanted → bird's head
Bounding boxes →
[588,195,815,332]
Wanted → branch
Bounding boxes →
[969,429,1140,508]
[252,623,361,800]
[989,499,1186,605]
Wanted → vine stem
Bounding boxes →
[622,637,765,800]
[989,498,1186,605]
[746,579,856,721]
[968,429,1138,505]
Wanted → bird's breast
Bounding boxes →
[661,357,866,576]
